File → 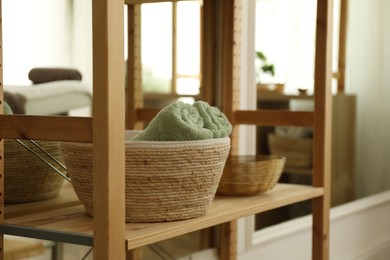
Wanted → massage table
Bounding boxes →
[4,80,92,115]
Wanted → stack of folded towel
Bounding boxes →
[131,101,232,141]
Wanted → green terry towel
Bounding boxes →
[131,101,214,141]
[193,101,232,138]
[4,102,13,115]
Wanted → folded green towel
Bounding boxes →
[131,101,214,141]
[193,101,232,138]
[4,102,13,115]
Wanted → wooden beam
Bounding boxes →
[312,0,334,259]
[92,0,126,259]
[234,110,314,127]
[126,4,143,130]
[219,221,237,260]
[0,115,92,142]
[201,0,217,104]
[217,0,241,259]
[337,0,348,93]
[219,0,241,155]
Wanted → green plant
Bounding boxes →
[256,51,275,77]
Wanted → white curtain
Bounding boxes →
[347,0,390,198]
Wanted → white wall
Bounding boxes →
[72,0,93,86]
[346,0,390,198]
[2,0,73,85]
[239,190,390,260]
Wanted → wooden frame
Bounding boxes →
[0,0,333,259]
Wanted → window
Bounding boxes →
[255,0,317,94]
[140,1,202,96]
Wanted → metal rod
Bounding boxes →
[148,244,176,260]
[29,139,67,170]
[148,244,169,260]
[81,247,93,260]
[15,139,71,182]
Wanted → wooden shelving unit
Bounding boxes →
[2,184,323,250]
[0,0,333,259]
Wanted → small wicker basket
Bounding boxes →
[59,130,231,223]
[217,155,285,196]
[4,140,65,203]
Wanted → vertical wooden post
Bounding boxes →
[337,0,348,93]
[92,0,126,259]
[217,0,241,259]
[201,0,217,104]
[126,4,143,130]
[219,221,237,260]
[313,0,334,259]
[220,0,241,155]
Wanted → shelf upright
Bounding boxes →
[92,0,127,259]
[312,0,334,259]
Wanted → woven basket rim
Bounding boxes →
[226,155,286,163]
[61,130,230,148]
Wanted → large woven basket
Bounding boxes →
[4,139,65,203]
[59,130,231,223]
[217,155,285,196]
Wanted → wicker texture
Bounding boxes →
[4,140,65,203]
[60,131,230,223]
[268,134,312,168]
[217,155,285,196]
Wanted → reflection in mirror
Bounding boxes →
[140,1,201,108]
[253,0,358,231]
[2,0,93,117]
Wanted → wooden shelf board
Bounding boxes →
[5,182,81,219]
[125,183,323,249]
[257,93,313,102]
[2,184,323,250]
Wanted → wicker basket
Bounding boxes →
[268,134,312,168]
[59,130,231,223]
[217,155,285,196]
[4,140,65,203]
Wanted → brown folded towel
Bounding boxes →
[4,91,26,114]
[28,68,82,84]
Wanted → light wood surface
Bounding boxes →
[92,0,126,259]
[3,184,323,251]
[337,0,349,93]
[4,183,80,219]
[312,0,334,259]
[0,115,92,142]
[218,1,242,258]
